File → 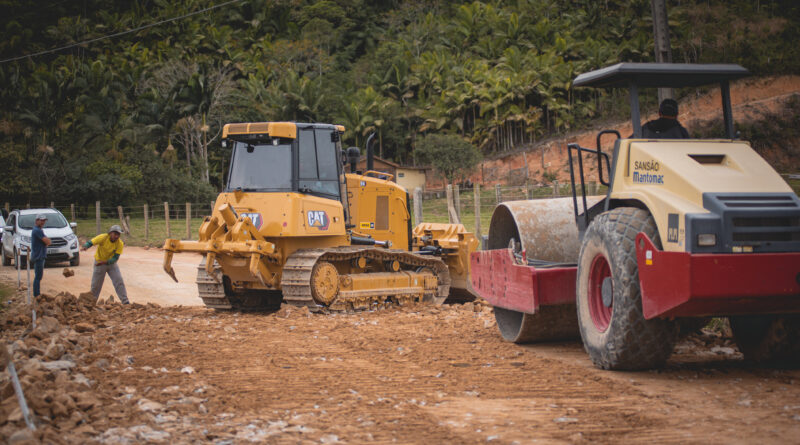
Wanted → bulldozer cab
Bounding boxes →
[224,122,345,201]
[567,63,752,237]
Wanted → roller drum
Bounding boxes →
[487,197,603,263]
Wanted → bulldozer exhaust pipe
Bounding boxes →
[366,133,376,171]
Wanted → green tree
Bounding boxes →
[415,133,482,184]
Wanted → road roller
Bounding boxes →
[471,63,800,370]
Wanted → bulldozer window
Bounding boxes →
[298,128,340,199]
[227,140,292,191]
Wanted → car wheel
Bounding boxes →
[1,248,10,266]
[69,252,80,267]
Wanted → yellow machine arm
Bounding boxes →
[413,222,480,298]
[162,203,280,286]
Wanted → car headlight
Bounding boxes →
[19,235,31,244]
[70,241,78,249]
[65,233,77,242]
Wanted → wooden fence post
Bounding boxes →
[49,201,54,209]
[3,202,8,212]
[95,201,101,234]
[446,184,460,224]
[144,204,149,240]
[210,201,215,215]
[495,184,502,204]
[164,202,170,238]
[70,204,75,222]
[25,203,30,209]
[590,181,598,195]
[553,180,559,197]
[453,184,461,221]
[473,184,482,240]
[185,202,191,240]
[413,188,423,226]
[117,206,131,235]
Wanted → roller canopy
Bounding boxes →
[573,63,750,89]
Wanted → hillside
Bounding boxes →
[426,74,800,188]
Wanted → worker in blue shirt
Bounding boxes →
[31,214,52,297]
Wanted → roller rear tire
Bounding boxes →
[576,207,677,370]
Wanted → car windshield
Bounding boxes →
[227,140,293,191]
[18,212,68,229]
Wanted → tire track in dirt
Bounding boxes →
[97,305,706,444]
[3,282,798,444]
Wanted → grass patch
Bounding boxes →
[414,185,606,237]
[0,282,13,312]
[75,217,208,247]
[71,184,609,248]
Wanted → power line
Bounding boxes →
[0,0,243,65]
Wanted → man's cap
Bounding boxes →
[108,225,123,234]
[35,213,48,221]
[659,98,679,117]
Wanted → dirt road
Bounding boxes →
[0,247,203,306]
[1,248,799,444]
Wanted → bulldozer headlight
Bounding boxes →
[697,233,717,247]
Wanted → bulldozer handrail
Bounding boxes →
[363,170,394,181]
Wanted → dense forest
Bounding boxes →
[0,0,798,205]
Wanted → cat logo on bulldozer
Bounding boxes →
[307,210,330,230]
[240,212,263,229]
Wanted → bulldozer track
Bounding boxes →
[197,261,230,310]
[196,260,281,311]
[280,247,451,313]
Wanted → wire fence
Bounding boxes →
[3,172,796,243]
[2,201,216,221]
[421,182,607,212]
[1,201,216,246]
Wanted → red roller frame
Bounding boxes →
[636,233,800,319]
[470,249,576,314]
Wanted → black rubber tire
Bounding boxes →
[1,249,10,266]
[494,305,579,343]
[576,207,678,370]
[69,252,80,267]
[730,315,800,364]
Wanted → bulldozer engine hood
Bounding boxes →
[214,192,346,238]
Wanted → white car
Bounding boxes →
[2,209,80,267]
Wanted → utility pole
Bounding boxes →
[651,0,673,102]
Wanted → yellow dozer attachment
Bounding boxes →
[163,123,479,311]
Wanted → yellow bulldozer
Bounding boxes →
[162,122,478,311]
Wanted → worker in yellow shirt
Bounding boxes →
[81,225,130,304]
